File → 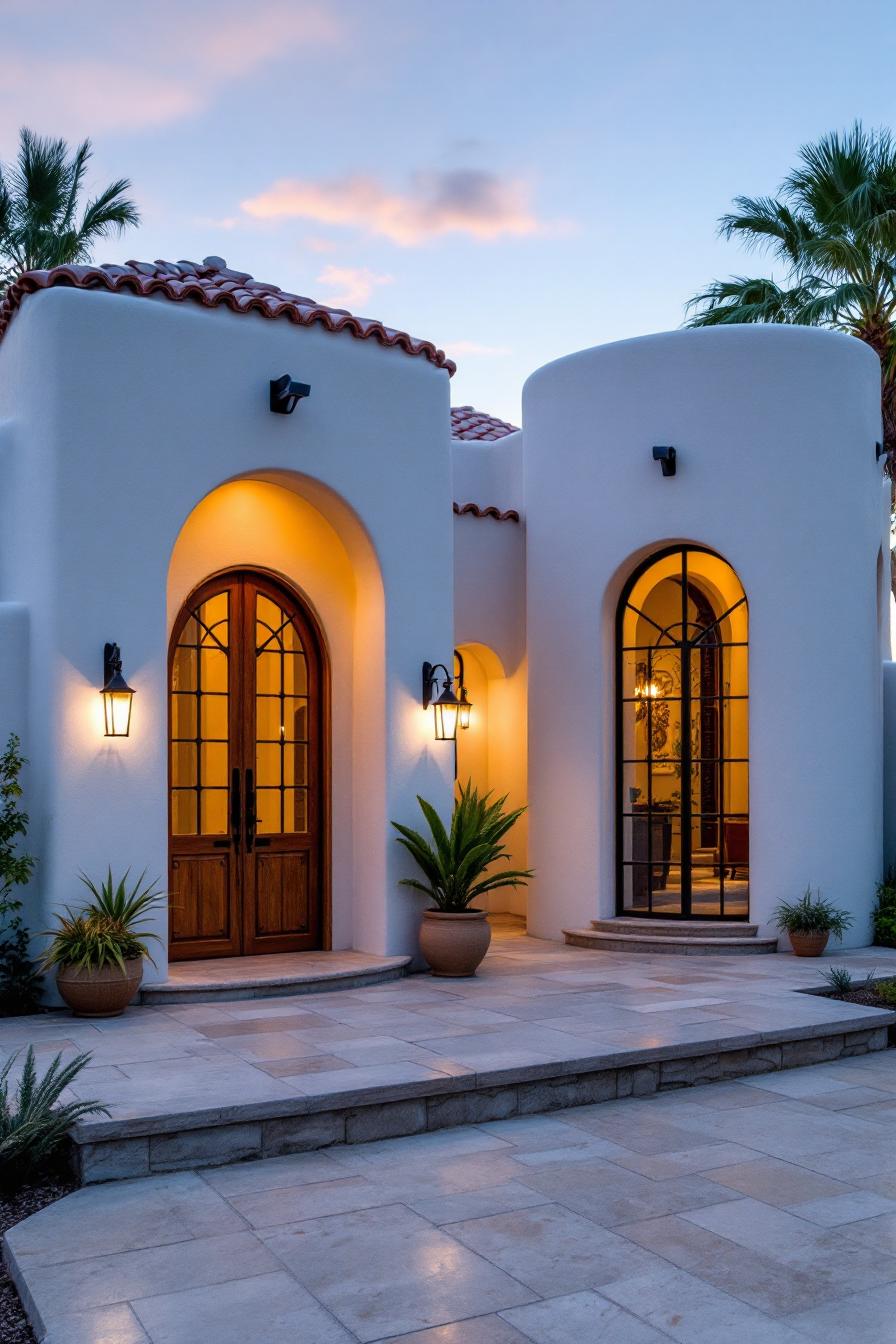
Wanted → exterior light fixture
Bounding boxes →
[652,445,676,477]
[101,643,135,737]
[422,662,462,741]
[454,648,473,731]
[270,373,311,415]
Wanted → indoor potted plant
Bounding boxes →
[773,887,853,957]
[392,782,532,977]
[42,868,164,1016]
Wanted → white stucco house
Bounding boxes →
[0,254,892,983]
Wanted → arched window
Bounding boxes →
[617,546,748,920]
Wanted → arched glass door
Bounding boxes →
[169,570,325,960]
[617,546,748,919]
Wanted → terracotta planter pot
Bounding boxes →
[56,959,144,1017]
[788,931,830,958]
[419,910,491,977]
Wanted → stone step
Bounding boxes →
[68,1010,891,1183]
[140,954,411,1005]
[591,918,759,939]
[564,928,779,955]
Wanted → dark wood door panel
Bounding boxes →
[170,852,237,957]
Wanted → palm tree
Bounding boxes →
[686,123,896,462]
[0,128,139,292]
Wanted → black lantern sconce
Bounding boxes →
[652,445,677,477]
[101,643,135,737]
[422,662,465,741]
[454,649,472,731]
[269,373,311,415]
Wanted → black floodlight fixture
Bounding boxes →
[652,445,677,477]
[270,374,311,415]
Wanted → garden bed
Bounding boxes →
[0,1169,75,1344]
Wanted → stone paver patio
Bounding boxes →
[6,1047,896,1342]
[1,925,894,1181]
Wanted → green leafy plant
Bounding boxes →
[773,888,853,939]
[0,734,42,1015]
[820,966,854,995]
[42,869,165,973]
[0,1046,108,1187]
[873,871,896,948]
[392,781,532,913]
[0,128,139,292]
[874,978,896,1006]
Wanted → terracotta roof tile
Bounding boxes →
[453,501,520,523]
[0,256,456,375]
[450,405,519,440]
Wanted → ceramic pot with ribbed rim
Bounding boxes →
[788,931,830,958]
[56,959,144,1017]
[419,909,491,977]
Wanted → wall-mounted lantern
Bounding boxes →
[270,373,311,415]
[453,649,472,731]
[101,643,135,737]
[422,662,463,741]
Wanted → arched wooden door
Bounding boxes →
[169,570,326,960]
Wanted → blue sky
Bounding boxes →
[4,0,896,422]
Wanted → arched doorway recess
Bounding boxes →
[168,568,327,959]
[617,545,748,919]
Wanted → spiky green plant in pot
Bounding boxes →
[392,782,532,976]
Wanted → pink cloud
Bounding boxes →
[242,169,542,246]
[0,2,342,138]
[316,265,394,310]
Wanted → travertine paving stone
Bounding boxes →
[3,927,892,1179]
[7,1049,896,1342]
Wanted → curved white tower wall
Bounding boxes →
[523,325,886,945]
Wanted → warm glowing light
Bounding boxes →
[101,643,135,737]
[433,690,460,741]
[458,687,473,731]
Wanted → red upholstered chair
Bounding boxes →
[723,820,749,879]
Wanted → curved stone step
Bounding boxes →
[564,928,779,955]
[591,918,759,939]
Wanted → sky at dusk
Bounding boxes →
[5,0,896,423]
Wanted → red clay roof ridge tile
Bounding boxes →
[0,256,456,375]
[453,501,521,523]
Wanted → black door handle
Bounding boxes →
[245,767,256,852]
[230,768,241,849]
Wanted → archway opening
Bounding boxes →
[617,546,748,920]
[454,642,528,921]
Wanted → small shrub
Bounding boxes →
[0,735,42,1015]
[0,1047,107,1188]
[874,978,896,1007]
[820,966,854,995]
[774,888,853,939]
[873,871,896,948]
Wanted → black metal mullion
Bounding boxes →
[680,550,692,918]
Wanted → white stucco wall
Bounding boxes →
[524,325,886,946]
[0,287,456,975]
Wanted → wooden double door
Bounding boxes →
[169,570,326,960]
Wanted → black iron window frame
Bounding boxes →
[615,545,749,920]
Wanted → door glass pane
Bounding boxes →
[169,590,229,838]
[255,594,311,840]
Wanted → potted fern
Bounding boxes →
[392,782,532,976]
[42,869,164,1016]
[773,887,853,957]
